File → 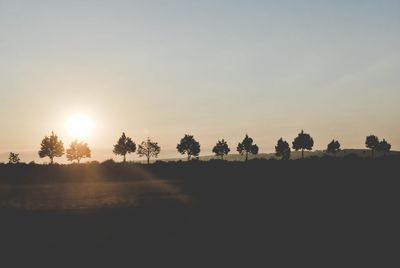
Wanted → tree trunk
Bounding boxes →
[221,155,224,160]
[147,157,150,164]
[77,158,81,164]
[302,149,304,159]
[50,157,54,164]
[123,154,126,163]
[187,155,191,161]
[245,152,248,161]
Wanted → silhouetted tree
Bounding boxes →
[137,137,161,164]
[275,138,291,160]
[66,140,91,163]
[177,134,201,160]
[292,130,314,159]
[377,139,391,156]
[113,132,136,162]
[8,152,20,164]
[365,135,379,159]
[237,134,259,161]
[250,144,259,155]
[212,139,230,160]
[326,139,341,157]
[38,131,65,164]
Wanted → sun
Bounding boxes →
[66,114,93,140]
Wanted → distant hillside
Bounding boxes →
[2,149,399,164]
[158,149,400,162]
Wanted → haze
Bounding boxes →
[1,0,399,162]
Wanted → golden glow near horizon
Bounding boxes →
[65,114,94,141]
[0,1,399,161]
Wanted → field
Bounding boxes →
[0,157,399,267]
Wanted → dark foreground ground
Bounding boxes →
[0,157,399,267]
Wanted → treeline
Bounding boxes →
[5,131,394,164]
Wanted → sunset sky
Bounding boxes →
[1,0,399,162]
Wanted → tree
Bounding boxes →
[251,144,259,155]
[113,133,136,162]
[377,139,391,156]
[275,138,291,160]
[177,134,201,160]
[137,137,161,164]
[8,152,20,164]
[326,139,341,156]
[365,135,379,159]
[212,139,230,160]
[38,131,65,164]
[237,134,259,161]
[292,130,314,159]
[66,140,91,163]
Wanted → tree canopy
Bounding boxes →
[365,135,380,158]
[326,140,341,156]
[113,133,136,162]
[237,134,259,161]
[292,130,314,159]
[137,138,161,164]
[275,138,291,160]
[66,140,91,163]
[377,139,391,155]
[8,152,20,164]
[38,132,65,164]
[177,134,201,160]
[212,139,230,160]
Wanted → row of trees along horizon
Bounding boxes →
[4,131,393,164]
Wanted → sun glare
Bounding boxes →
[66,114,93,140]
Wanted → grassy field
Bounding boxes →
[0,180,191,210]
[0,157,399,266]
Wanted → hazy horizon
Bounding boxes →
[1,0,399,162]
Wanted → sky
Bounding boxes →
[0,0,399,163]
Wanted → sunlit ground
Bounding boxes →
[0,180,191,211]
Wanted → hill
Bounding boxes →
[157,149,400,162]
